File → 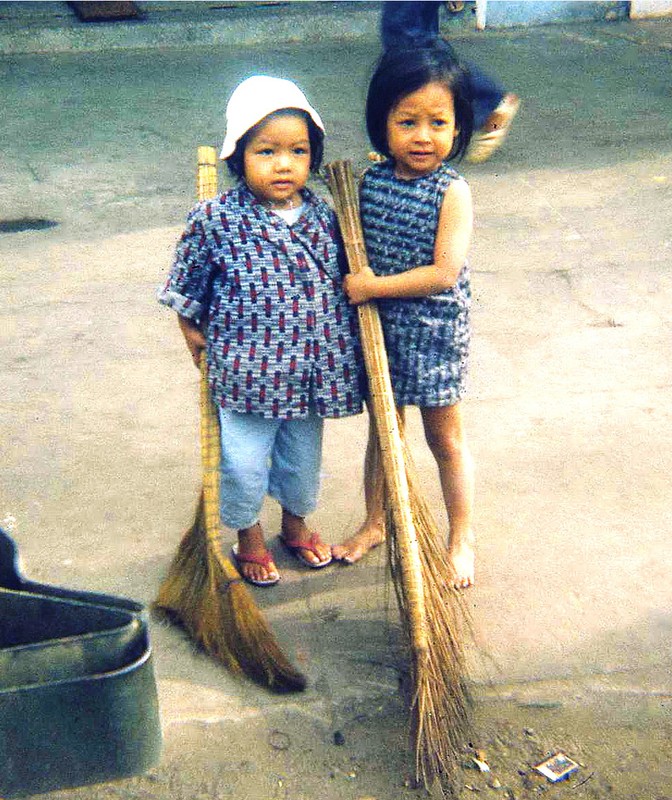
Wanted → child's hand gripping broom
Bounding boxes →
[155,146,306,693]
[325,161,472,795]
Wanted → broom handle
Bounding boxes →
[199,352,224,544]
[360,307,427,658]
[195,148,237,576]
[325,162,428,660]
[197,145,219,204]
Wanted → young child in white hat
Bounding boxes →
[159,76,363,586]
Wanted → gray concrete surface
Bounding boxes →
[1,9,672,799]
[0,1,383,55]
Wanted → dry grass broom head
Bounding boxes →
[155,494,306,693]
[390,493,473,794]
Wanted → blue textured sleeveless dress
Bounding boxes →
[359,160,471,407]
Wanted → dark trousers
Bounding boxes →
[380,0,506,129]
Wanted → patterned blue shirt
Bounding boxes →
[159,182,363,419]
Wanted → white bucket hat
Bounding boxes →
[220,75,325,160]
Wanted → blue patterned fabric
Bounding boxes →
[360,160,471,407]
[159,182,363,420]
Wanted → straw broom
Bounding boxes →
[155,146,306,693]
[325,161,472,794]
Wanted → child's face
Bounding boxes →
[243,112,311,208]
[386,81,458,180]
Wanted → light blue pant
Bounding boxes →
[217,408,324,530]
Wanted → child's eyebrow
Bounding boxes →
[253,137,310,146]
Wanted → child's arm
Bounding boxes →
[344,178,473,304]
[158,203,221,366]
[178,315,207,367]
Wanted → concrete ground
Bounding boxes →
[1,5,672,799]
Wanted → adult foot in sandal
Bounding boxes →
[233,523,280,586]
[280,510,332,568]
[466,93,520,164]
[332,522,386,565]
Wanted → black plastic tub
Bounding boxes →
[0,528,162,798]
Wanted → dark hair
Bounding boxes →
[366,40,474,162]
[225,109,324,178]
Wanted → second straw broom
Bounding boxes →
[325,160,472,795]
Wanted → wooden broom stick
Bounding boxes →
[155,146,306,692]
[325,160,428,661]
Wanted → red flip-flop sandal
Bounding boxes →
[231,542,280,587]
[280,532,333,569]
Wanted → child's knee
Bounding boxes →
[424,421,466,462]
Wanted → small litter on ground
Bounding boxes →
[533,752,580,783]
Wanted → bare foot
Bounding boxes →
[235,524,280,585]
[448,530,475,590]
[332,523,385,564]
[281,510,332,567]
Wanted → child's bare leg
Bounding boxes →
[332,410,387,563]
[237,522,279,584]
[421,403,475,589]
[280,509,332,565]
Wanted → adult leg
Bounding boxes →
[218,408,280,584]
[332,406,398,564]
[465,61,507,130]
[464,54,520,164]
[380,0,439,49]
[380,1,519,163]
[268,412,332,566]
[420,403,475,588]
[379,0,504,124]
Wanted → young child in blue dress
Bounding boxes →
[331,42,476,589]
[159,76,363,586]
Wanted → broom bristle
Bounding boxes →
[155,494,210,622]
[387,487,473,795]
[198,540,307,692]
[156,502,306,692]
